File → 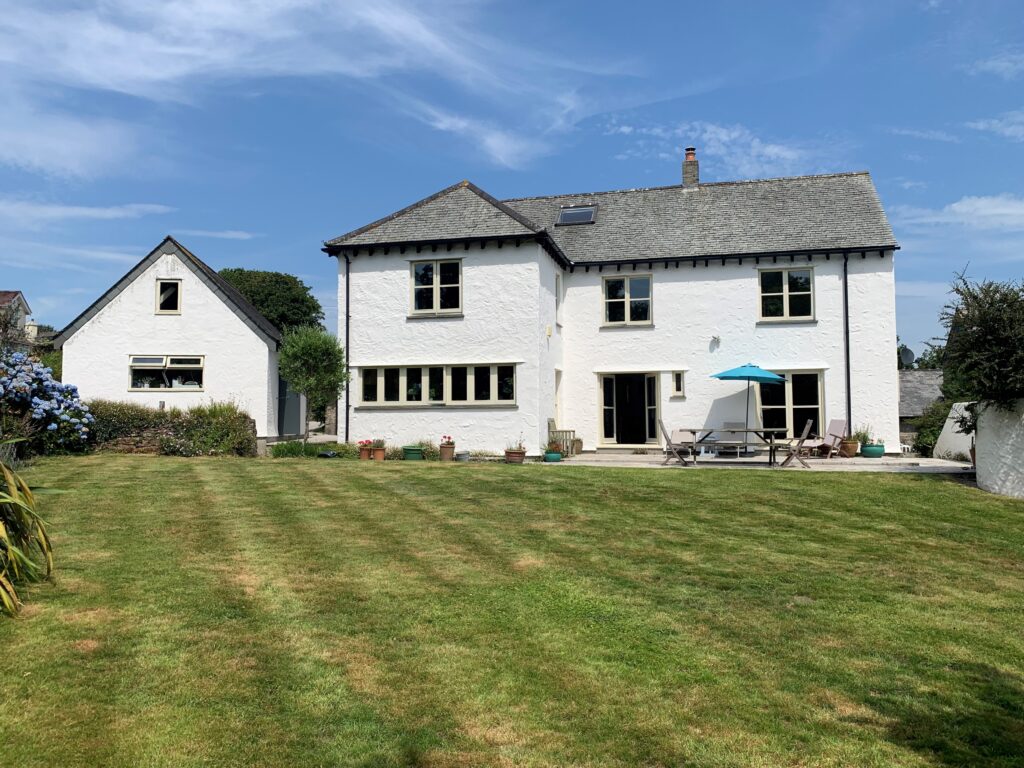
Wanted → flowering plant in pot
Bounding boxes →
[544,440,563,462]
[357,439,372,460]
[439,435,455,462]
[370,438,386,461]
[504,434,526,464]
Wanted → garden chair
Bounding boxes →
[801,418,847,459]
[547,418,576,456]
[780,419,815,468]
[659,419,696,466]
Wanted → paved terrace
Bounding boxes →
[560,452,974,474]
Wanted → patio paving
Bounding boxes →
[560,451,974,474]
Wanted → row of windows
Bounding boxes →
[361,364,516,405]
[406,260,815,323]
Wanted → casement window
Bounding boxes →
[410,260,461,315]
[603,275,652,325]
[156,280,181,314]
[129,355,204,390]
[360,364,515,406]
[759,268,813,320]
[671,371,686,397]
[556,204,596,225]
[758,371,822,439]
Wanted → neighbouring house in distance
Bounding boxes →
[0,290,32,352]
[898,369,944,443]
[53,236,304,438]
[324,148,901,454]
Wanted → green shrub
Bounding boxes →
[87,400,177,443]
[159,403,257,457]
[270,441,359,459]
[911,399,952,457]
[1,441,52,615]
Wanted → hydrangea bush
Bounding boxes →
[0,352,93,452]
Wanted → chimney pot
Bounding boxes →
[682,147,699,187]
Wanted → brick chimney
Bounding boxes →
[682,146,699,188]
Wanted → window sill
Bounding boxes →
[406,312,464,320]
[756,318,817,326]
[669,395,686,400]
[600,323,655,330]
[129,388,204,393]
[154,311,182,316]
[355,403,517,410]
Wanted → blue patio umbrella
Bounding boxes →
[710,363,786,452]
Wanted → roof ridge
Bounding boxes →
[501,170,872,203]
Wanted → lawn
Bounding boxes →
[3,456,1023,767]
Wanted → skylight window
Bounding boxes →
[556,204,596,226]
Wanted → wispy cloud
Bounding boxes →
[967,109,1024,141]
[0,199,173,228]
[892,194,1024,231]
[887,127,960,143]
[969,50,1024,79]
[174,229,259,240]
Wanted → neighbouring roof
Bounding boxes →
[53,236,282,348]
[324,171,897,264]
[899,370,944,418]
[0,290,31,314]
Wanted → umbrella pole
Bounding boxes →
[744,381,750,455]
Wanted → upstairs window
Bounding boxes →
[759,269,813,320]
[156,280,181,314]
[556,204,596,225]
[603,275,652,325]
[411,260,461,315]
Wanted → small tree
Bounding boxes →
[219,268,324,331]
[278,326,348,442]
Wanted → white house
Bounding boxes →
[0,290,32,351]
[54,236,303,438]
[324,149,900,454]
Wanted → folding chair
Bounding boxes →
[659,419,695,466]
[801,418,847,459]
[780,420,814,468]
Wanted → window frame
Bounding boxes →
[555,203,597,226]
[358,363,516,407]
[409,259,463,317]
[155,279,182,315]
[670,370,686,398]
[602,274,653,327]
[757,267,815,322]
[755,369,824,439]
[128,354,205,392]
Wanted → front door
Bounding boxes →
[601,373,658,445]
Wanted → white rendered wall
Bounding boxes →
[976,401,1024,499]
[932,402,974,460]
[62,253,279,437]
[343,243,551,453]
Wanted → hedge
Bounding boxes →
[88,400,257,457]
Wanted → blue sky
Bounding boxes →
[1,0,1022,355]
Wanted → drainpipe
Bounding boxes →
[344,253,351,443]
[842,254,852,436]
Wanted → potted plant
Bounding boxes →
[371,439,386,461]
[357,439,372,460]
[439,435,455,462]
[402,444,425,461]
[838,434,859,458]
[504,435,526,464]
[544,440,563,462]
[854,427,884,458]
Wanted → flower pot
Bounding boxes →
[402,446,425,461]
[439,444,455,462]
[455,451,470,462]
[544,451,562,462]
[839,439,859,458]
[371,447,386,461]
[358,446,371,460]
[860,443,885,458]
[504,449,526,464]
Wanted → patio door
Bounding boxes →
[600,373,658,445]
[758,371,822,439]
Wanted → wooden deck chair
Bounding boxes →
[780,419,815,468]
[659,419,695,466]
[802,419,847,459]
[547,418,576,456]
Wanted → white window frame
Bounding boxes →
[554,272,563,326]
[359,364,516,407]
[602,274,653,327]
[409,259,462,316]
[155,279,182,315]
[755,369,824,439]
[671,371,686,398]
[757,267,815,321]
[128,355,205,391]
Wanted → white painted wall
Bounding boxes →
[976,400,1024,499]
[62,252,280,437]
[933,402,975,460]
[339,247,900,454]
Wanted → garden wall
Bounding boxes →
[976,399,1024,499]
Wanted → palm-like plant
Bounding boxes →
[0,440,52,615]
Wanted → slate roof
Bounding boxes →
[325,171,897,264]
[899,370,944,418]
[54,236,282,348]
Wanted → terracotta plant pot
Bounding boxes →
[372,447,386,461]
[839,439,859,458]
[504,449,526,464]
[358,446,371,460]
[439,444,455,462]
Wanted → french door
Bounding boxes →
[601,373,658,444]
[759,371,823,439]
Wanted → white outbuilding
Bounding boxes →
[54,236,303,438]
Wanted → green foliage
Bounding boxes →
[851,426,872,446]
[914,343,945,370]
[158,403,257,457]
[911,399,952,457]
[942,275,1024,421]
[279,326,348,436]
[0,441,52,615]
[270,441,359,459]
[37,349,62,381]
[87,399,177,443]
[218,268,324,331]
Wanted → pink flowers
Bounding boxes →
[357,439,372,447]
[440,435,454,446]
